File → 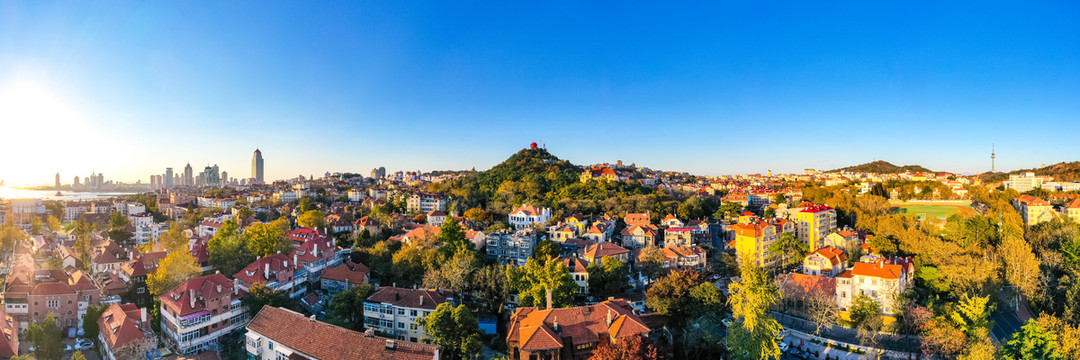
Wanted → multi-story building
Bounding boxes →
[233,254,304,298]
[320,260,370,295]
[660,214,684,228]
[64,201,91,222]
[731,218,779,268]
[251,149,264,184]
[160,273,248,354]
[91,240,131,274]
[621,224,659,249]
[662,227,694,248]
[120,252,167,303]
[246,306,440,360]
[406,191,447,214]
[425,210,447,228]
[290,232,341,281]
[835,258,914,316]
[98,303,155,360]
[658,245,708,271]
[508,205,551,230]
[1064,199,1080,223]
[802,246,847,277]
[506,299,649,360]
[796,205,837,250]
[561,257,590,295]
[1006,172,1044,192]
[0,309,17,358]
[196,197,237,210]
[486,230,537,266]
[134,222,168,245]
[1014,195,1055,225]
[363,287,455,343]
[7,199,45,231]
[2,267,100,332]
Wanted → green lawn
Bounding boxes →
[889,205,967,220]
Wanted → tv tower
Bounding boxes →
[992,143,996,173]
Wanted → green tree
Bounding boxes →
[147,251,200,296]
[437,219,472,256]
[73,234,92,271]
[208,220,256,277]
[767,232,808,270]
[950,295,994,338]
[26,313,64,360]
[726,259,783,360]
[82,304,106,345]
[1,224,25,249]
[532,240,562,263]
[299,197,317,212]
[474,264,508,314]
[714,202,744,220]
[422,303,482,360]
[869,183,889,199]
[329,284,373,330]
[850,293,882,327]
[245,218,292,257]
[71,351,87,360]
[298,209,326,229]
[638,245,668,280]
[507,258,578,308]
[246,283,299,316]
[157,223,189,253]
[647,270,724,325]
[772,193,787,205]
[587,256,629,297]
[1003,320,1062,360]
[235,206,255,223]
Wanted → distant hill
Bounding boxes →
[830,160,933,174]
[981,161,1080,183]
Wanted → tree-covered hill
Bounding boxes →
[980,161,1080,183]
[431,148,695,221]
[830,160,933,174]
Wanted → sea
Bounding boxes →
[0,186,138,201]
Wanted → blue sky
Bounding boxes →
[1,2,1078,185]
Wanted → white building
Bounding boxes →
[363,287,454,343]
[508,205,551,230]
[1006,172,1044,192]
[159,274,248,354]
[347,189,365,203]
[197,197,237,211]
[246,306,439,360]
[835,258,914,316]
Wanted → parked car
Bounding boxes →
[778,341,789,353]
[790,348,809,360]
[75,338,93,351]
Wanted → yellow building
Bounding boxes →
[1066,199,1080,223]
[796,205,837,250]
[1014,195,1055,225]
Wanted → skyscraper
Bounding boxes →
[252,149,264,184]
[184,163,193,186]
[165,167,174,188]
[55,172,60,189]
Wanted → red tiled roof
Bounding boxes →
[584,242,630,261]
[320,261,370,285]
[508,300,648,352]
[247,306,439,360]
[122,251,167,278]
[0,309,17,357]
[366,287,453,310]
[511,205,543,217]
[808,246,847,268]
[851,261,904,280]
[287,227,328,243]
[799,204,834,213]
[160,274,237,316]
[234,254,295,286]
[777,273,836,299]
[624,213,651,226]
[561,257,589,273]
[1017,195,1051,207]
[98,303,149,350]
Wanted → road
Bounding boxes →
[990,310,1025,342]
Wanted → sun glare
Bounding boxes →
[0,76,93,185]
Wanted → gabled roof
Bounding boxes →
[0,309,17,357]
[1016,195,1051,207]
[233,254,295,285]
[584,242,630,260]
[851,261,904,280]
[98,303,149,350]
[287,227,328,243]
[807,246,847,268]
[160,273,237,316]
[560,257,589,273]
[247,306,439,360]
[320,260,370,285]
[366,287,453,310]
[777,273,836,299]
[508,300,648,351]
[511,205,545,217]
[354,216,381,228]
[122,251,167,277]
[624,213,651,226]
[799,204,834,213]
[290,234,336,263]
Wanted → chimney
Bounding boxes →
[310,314,316,322]
[217,284,222,294]
[420,295,424,306]
[189,289,196,309]
[364,328,375,337]
[606,310,612,327]
[546,288,553,310]
[265,262,270,280]
[141,307,147,323]
[294,253,298,266]
[385,340,396,349]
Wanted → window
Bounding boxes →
[47,300,59,308]
[276,352,289,360]
[268,342,274,351]
[398,309,405,315]
[399,322,405,329]
[410,310,417,317]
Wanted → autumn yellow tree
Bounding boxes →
[147,251,200,296]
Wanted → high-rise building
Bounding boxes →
[97,173,104,187]
[184,163,193,186]
[165,167,174,188]
[73,176,80,186]
[221,171,228,186]
[55,173,60,188]
[252,149,264,184]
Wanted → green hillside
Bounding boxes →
[831,160,933,174]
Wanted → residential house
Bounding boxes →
[1064,199,1080,223]
[659,246,707,271]
[0,309,16,358]
[662,228,694,248]
[1014,195,1055,225]
[549,224,576,242]
[580,166,621,183]
[506,299,649,360]
[802,246,847,277]
[425,210,447,228]
[835,258,914,316]
[325,214,353,234]
[776,273,837,310]
[363,287,455,343]
[286,227,329,246]
[160,273,248,354]
[660,214,683,228]
[509,205,552,230]
[289,233,340,282]
[353,216,382,238]
[406,191,447,214]
[582,224,608,242]
[91,240,130,274]
[583,242,631,266]
[232,254,303,299]
[120,251,167,303]
[246,306,439,360]
[562,257,590,295]
[98,303,155,360]
[320,260,370,295]
[621,224,658,249]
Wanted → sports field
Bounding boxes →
[889,204,969,220]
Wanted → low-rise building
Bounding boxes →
[506,299,649,360]
[406,191,447,214]
[486,230,537,266]
[803,246,847,277]
[508,205,552,230]
[98,303,155,360]
[320,260,370,295]
[835,258,914,316]
[561,257,590,295]
[233,254,303,298]
[583,242,631,266]
[363,287,454,343]
[0,309,17,358]
[1014,195,1055,225]
[662,227,694,248]
[246,306,440,360]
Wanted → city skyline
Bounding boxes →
[2,2,1079,185]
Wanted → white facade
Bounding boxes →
[197,197,237,210]
[508,206,551,230]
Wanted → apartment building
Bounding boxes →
[1006,172,1044,192]
[406,191,447,214]
[835,258,914,316]
[232,254,304,298]
[160,273,248,354]
[246,306,439,360]
[362,287,455,343]
[796,205,837,250]
[486,229,537,266]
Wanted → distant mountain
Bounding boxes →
[980,161,1080,183]
[830,160,933,174]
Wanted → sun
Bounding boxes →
[0,76,92,185]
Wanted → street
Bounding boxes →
[990,310,1025,343]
